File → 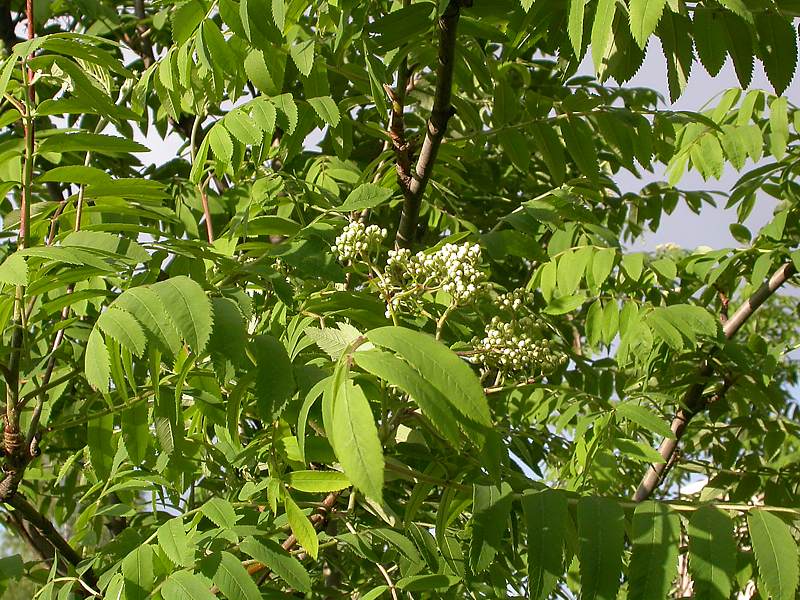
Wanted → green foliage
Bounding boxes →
[0,0,798,598]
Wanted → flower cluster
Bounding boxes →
[476,315,566,374]
[385,243,488,304]
[332,221,387,263]
[470,289,567,375]
[497,287,536,313]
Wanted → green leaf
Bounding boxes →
[755,12,797,95]
[0,554,23,580]
[0,252,27,286]
[85,179,169,204]
[688,506,736,600]
[250,98,277,137]
[62,231,150,263]
[498,128,531,171]
[97,308,146,357]
[239,537,311,593]
[748,510,799,600]
[114,287,182,357]
[121,544,154,600]
[568,0,586,57]
[190,135,210,185]
[208,123,234,164]
[37,165,111,185]
[769,96,789,160]
[38,133,148,154]
[591,247,615,290]
[286,470,350,493]
[271,93,298,134]
[523,489,568,600]
[721,12,754,87]
[718,0,752,22]
[354,349,461,446]
[360,586,389,600]
[121,399,149,466]
[628,502,680,600]
[161,571,216,600]
[0,56,17,100]
[290,39,315,77]
[591,0,617,73]
[330,379,384,503]
[366,2,436,51]
[152,276,213,354]
[557,247,592,296]
[284,493,319,559]
[366,326,491,429]
[157,517,195,568]
[271,0,285,30]
[208,552,261,600]
[577,496,625,600]
[308,96,340,128]
[336,183,394,212]
[396,574,460,591]
[615,403,675,439]
[693,8,728,76]
[306,322,363,360]
[87,412,114,479]
[616,438,666,464]
[470,483,513,574]
[224,110,262,146]
[629,0,667,48]
[544,294,585,315]
[659,10,693,102]
[85,328,110,391]
[251,334,295,420]
[172,0,206,43]
[622,253,644,280]
[646,310,684,350]
[529,123,565,184]
[201,498,238,530]
[201,19,236,73]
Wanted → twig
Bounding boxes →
[211,492,341,595]
[394,0,470,248]
[634,262,797,502]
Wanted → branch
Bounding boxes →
[211,492,340,595]
[385,0,413,192]
[394,0,469,248]
[5,493,96,585]
[634,262,797,502]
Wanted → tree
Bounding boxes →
[0,0,798,597]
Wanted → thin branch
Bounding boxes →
[394,0,470,248]
[133,0,155,68]
[210,492,340,595]
[4,0,34,448]
[385,0,413,193]
[634,262,797,502]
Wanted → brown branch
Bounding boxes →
[5,493,96,585]
[385,0,413,193]
[394,0,470,248]
[211,492,340,595]
[5,509,56,566]
[4,0,34,450]
[132,0,155,68]
[634,262,797,502]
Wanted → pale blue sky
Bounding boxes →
[580,39,797,252]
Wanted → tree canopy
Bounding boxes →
[0,0,800,598]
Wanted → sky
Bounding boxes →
[578,39,797,252]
